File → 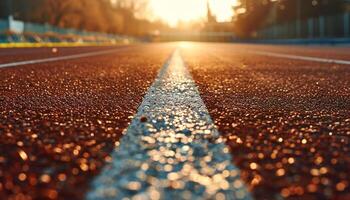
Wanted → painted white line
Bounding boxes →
[249,50,350,65]
[87,50,252,200]
[0,47,129,69]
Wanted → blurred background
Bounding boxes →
[0,0,350,43]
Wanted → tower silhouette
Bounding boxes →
[207,0,216,23]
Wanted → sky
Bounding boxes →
[149,0,238,27]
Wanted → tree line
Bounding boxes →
[0,0,170,36]
[1,0,348,38]
[233,0,346,37]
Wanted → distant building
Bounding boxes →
[207,1,216,24]
[203,1,233,32]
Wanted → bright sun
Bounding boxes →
[149,0,237,27]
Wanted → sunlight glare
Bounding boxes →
[149,0,237,27]
[179,42,193,49]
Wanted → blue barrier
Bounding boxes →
[0,19,8,32]
[0,18,134,43]
[257,13,350,40]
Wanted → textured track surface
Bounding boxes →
[0,43,349,200]
[182,43,350,200]
[0,46,130,64]
[0,44,174,199]
[219,44,350,61]
[87,50,251,200]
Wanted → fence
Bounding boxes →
[257,13,350,39]
[155,32,235,42]
[0,16,132,43]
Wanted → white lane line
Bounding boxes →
[0,47,130,69]
[87,50,252,200]
[248,50,350,65]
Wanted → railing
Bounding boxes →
[0,16,133,43]
[257,13,350,39]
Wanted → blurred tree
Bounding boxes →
[0,0,12,18]
[233,0,272,37]
[233,0,346,38]
[277,0,344,23]
[5,0,166,36]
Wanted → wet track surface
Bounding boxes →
[0,44,175,199]
[182,43,350,200]
[0,42,349,200]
